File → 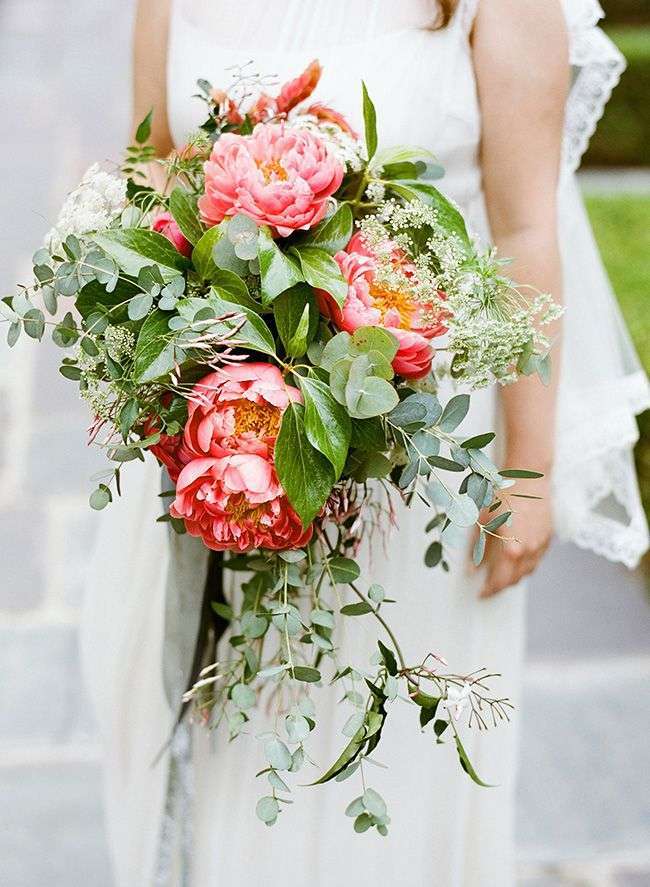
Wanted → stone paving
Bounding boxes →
[0,1,649,885]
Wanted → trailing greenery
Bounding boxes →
[586,193,650,526]
[584,26,650,167]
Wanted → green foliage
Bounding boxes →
[586,192,650,529]
[169,188,204,245]
[584,26,650,167]
[275,403,335,526]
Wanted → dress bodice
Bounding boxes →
[167,0,484,225]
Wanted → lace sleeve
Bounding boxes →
[561,0,626,172]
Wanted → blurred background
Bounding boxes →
[0,1,648,885]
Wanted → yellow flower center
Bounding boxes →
[369,283,415,329]
[233,399,281,439]
[226,492,265,524]
[257,158,288,184]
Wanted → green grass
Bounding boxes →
[586,192,650,526]
[585,193,650,368]
[584,26,650,167]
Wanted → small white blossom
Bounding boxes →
[46,163,127,255]
[288,114,365,171]
[443,682,472,720]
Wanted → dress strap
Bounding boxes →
[455,0,480,37]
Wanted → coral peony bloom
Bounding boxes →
[198,123,344,237]
[276,60,322,114]
[151,211,193,258]
[170,453,312,551]
[182,363,301,459]
[318,232,448,380]
[304,102,359,138]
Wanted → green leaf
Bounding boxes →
[297,375,351,478]
[94,229,189,280]
[210,268,259,310]
[461,432,495,450]
[135,108,153,144]
[23,308,45,341]
[256,796,280,825]
[206,290,276,356]
[340,602,373,616]
[258,227,303,304]
[127,291,154,321]
[361,81,378,161]
[76,278,138,322]
[455,733,494,787]
[275,403,335,526]
[438,394,470,432]
[447,493,479,528]
[292,246,348,306]
[192,225,223,280]
[59,364,81,381]
[345,355,399,419]
[211,601,234,621]
[311,727,366,784]
[301,203,353,254]
[231,683,256,711]
[273,285,319,358]
[484,511,511,533]
[473,531,486,566]
[425,541,443,567]
[362,788,387,819]
[319,331,353,371]
[499,469,544,479]
[350,416,386,451]
[386,180,472,252]
[119,398,139,437]
[377,639,397,676]
[89,486,111,510]
[169,187,204,246]
[350,327,399,362]
[7,321,21,347]
[328,557,361,584]
[292,666,321,683]
[132,309,178,382]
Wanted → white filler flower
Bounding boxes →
[46,163,127,254]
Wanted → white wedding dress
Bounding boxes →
[82,2,650,886]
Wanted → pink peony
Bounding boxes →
[198,123,344,237]
[151,211,193,258]
[182,363,301,459]
[170,453,312,552]
[304,102,359,138]
[317,232,449,380]
[276,60,322,114]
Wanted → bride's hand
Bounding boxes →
[475,477,554,598]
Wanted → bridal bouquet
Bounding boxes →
[4,62,559,833]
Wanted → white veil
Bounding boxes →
[552,0,649,567]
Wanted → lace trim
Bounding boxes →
[562,0,626,171]
[554,370,650,568]
[554,446,649,569]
